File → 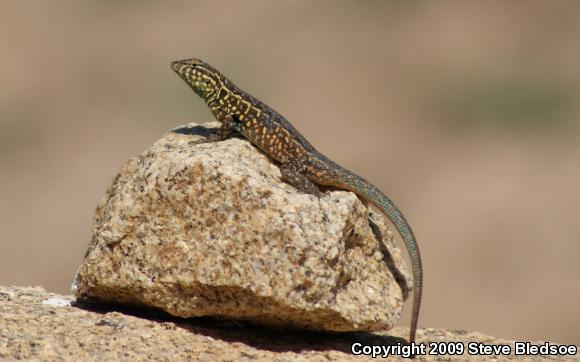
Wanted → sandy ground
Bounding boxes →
[0,1,579,345]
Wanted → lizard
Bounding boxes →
[171,58,423,346]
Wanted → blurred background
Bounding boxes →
[1,0,578,345]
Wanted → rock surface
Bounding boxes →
[2,286,575,361]
[73,122,411,332]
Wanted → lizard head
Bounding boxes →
[171,58,223,103]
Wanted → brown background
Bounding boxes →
[1,1,578,345]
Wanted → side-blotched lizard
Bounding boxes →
[171,58,423,346]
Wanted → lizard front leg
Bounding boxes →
[194,114,235,144]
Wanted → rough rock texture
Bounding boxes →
[2,286,576,361]
[73,122,412,333]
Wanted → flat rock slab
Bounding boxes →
[2,286,572,361]
[73,122,411,332]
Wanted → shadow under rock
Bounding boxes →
[73,300,405,354]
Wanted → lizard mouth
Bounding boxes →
[170,60,182,71]
[171,60,190,73]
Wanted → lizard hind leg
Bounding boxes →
[279,163,322,197]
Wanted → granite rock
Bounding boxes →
[73,122,412,332]
[3,286,572,362]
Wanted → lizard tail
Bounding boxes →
[334,169,423,345]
